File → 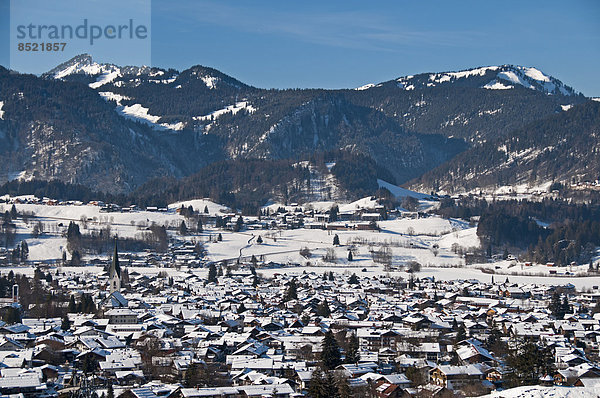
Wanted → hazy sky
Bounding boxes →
[2,0,599,96]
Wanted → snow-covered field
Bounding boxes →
[204,216,477,268]
[1,201,189,261]
[466,259,595,278]
[1,198,599,289]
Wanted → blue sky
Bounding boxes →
[1,0,599,96]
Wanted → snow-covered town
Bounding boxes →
[0,194,599,398]
[2,1,599,397]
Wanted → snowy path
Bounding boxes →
[238,235,255,259]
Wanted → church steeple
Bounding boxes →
[108,238,121,293]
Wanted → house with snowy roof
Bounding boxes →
[429,364,487,390]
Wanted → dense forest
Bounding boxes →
[439,197,600,266]
[526,220,600,266]
[476,212,547,248]
[438,196,600,223]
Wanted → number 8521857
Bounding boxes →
[17,42,67,51]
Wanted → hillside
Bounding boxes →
[410,100,600,194]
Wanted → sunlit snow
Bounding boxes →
[483,80,513,90]
[89,70,120,89]
[193,101,256,132]
[355,83,375,91]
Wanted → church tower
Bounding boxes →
[108,239,121,293]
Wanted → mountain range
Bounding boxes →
[0,54,597,202]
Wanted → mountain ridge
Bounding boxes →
[0,55,593,199]
[390,64,579,96]
[47,55,579,96]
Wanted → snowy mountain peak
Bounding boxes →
[180,65,247,90]
[43,54,153,84]
[388,65,579,96]
[45,54,115,79]
[45,55,247,92]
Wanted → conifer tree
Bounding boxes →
[561,295,571,317]
[486,323,508,356]
[61,314,71,331]
[20,241,29,262]
[179,221,188,235]
[346,333,360,363]
[321,330,342,370]
[283,279,298,301]
[550,291,566,319]
[507,340,554,386]
[235,216,244,232]
[66,221,82,254]
[194,242,204,257]
[329,205,339,222]
[348,273,359,284]
[317,300,331,317]
[308,368,325,398]
[68,295,76,313]
[2,307,21,324]
[208,263,218,283]
[455,324,467,344]
[323,371,339,398]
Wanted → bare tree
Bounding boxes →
[372,245,393,271]
[323,248,337,263]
